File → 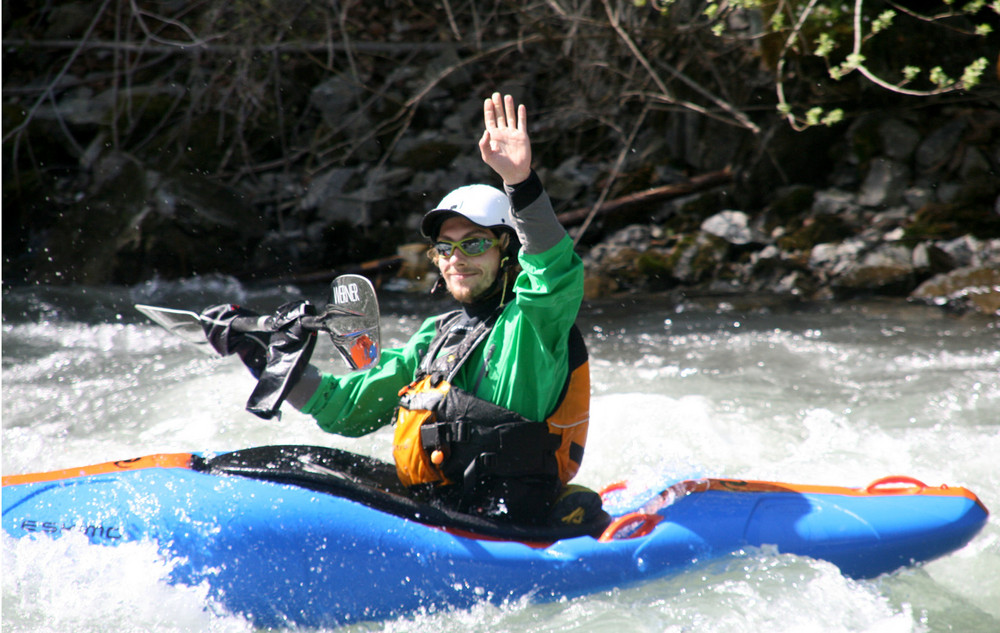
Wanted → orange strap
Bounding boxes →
[2,453,193,487]
[598,512,662,542]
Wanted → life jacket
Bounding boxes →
[392,308,590,492]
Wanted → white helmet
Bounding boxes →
[421,184,513,239]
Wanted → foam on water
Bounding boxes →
[333,554,921,633]
[1,533,252,633]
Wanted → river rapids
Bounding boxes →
[2,277,998,633]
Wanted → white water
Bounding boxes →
[3,281,998,633]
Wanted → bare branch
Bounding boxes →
[574,105,650,246]
[3,0,115,147]
[558,167,735,227]
[600,0,761,134]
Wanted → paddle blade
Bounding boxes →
[324,274,381,370]
[135,304,214,352]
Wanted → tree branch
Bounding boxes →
[558,167,734,227]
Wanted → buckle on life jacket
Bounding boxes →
[418,421,474,466]
[419,423,450,463]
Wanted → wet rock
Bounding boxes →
[869,206,910,232]
[808,238,867,280]
[583,272,621,299]
[586,245,644,289]
[747,245,814,295]
[774,270,819,296]
[916,119,967,174]
[666,233,730,285]
[905,202,1000,242]
[911,265,1000,315]
[537,157,590,201]
[150,172,263,236]
[701,210,766,246]
[936,235,982,268]
[857,158,910,208]
[823,242,916,298]
[833,263,915,296]
[635,249,677,290]
[912,242,957,276]
[878,118,921,162]
[778,213,856,252]
[582,223,731,294]
[810,188,860,216]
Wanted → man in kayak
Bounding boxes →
[204,93,595,526]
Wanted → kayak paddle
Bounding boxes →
[136,273,381,371]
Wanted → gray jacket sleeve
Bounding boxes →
[505,170,566,255]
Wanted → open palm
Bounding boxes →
[479,93,532,185]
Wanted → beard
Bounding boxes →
[445,270,495,303]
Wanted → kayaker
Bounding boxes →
[203,92,598,526]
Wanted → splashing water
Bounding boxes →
[3,283,998,632]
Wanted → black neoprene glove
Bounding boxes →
[245,300,319,420]
[200,304,270,378]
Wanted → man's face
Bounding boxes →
[434,216,502,304]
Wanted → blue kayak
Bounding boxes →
[2,445,988,629]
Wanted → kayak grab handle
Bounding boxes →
[598,512,662,543]
[598,481,628,499]
[863,475,930,495]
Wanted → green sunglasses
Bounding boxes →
[431,237,499,258]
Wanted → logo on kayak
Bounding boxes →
[19,519,122,540]
[332,283,361,305]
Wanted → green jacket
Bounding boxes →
[302,175,584,437]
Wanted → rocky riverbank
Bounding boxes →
[7,101,1000,317]
[4,3,998,315]
[384,106,999,316]
[575,107,1000,316]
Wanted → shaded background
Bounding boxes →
[3,0,999,312]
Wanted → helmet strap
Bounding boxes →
[499,256,510,306]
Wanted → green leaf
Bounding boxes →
[871,10,896,34]
[929,66,953,87]
[960,58,989,88]
[821,109,844,126]
[815,33,836,58]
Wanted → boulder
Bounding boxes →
[878,118,921,162]
[701,210,766,246]
[830,244,916,296]
[911,265,1000,315]
[857,158,910,208]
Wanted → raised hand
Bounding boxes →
[478,92,532,186]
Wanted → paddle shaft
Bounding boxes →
[229,315,329,334]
